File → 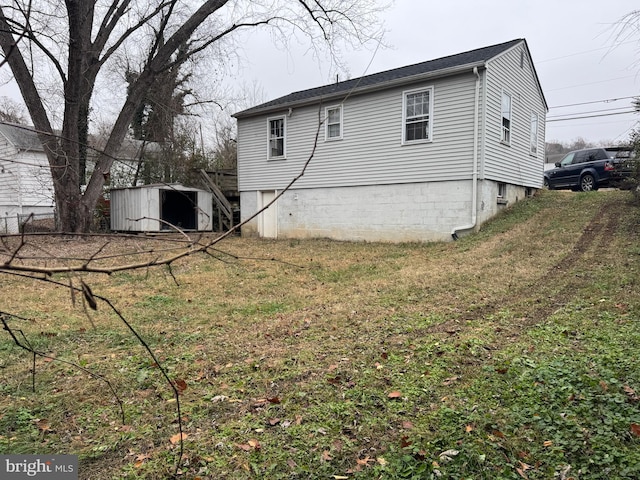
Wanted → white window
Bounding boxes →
[501,91,512,145]
[498,182,507,199]
[268,116,286,159]
[530,112,538,155]
[402,87,433,144]
[325,105,342,140]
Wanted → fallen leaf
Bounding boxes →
[356,456,373,465]
[465,424,474,433]
[377,457,387,465]
[599,380,608,391]
[400,436,412,448]
[174,378,187,392]
[543,440,553,447]
[169,432,188,444]
[33,419,50,432]
[516,467,529,479]
[267,396,281,404]
[402,420,414,429]
[519,461,532,470]
[322,450,332,461]
[624,385,639,402]
[439,449,459,462]
[492,430,505,439]
[631,424,640,437]
[442,376,460,386]
[268,418,281,426]
[388,391,402,399]
[248,439,261,450]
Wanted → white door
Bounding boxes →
[259,190,277,238]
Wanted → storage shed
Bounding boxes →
[110,184,213,232]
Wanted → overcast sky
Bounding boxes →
[1,1,638,147]
[237,0,640,146]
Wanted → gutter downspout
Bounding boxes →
[452,66,481,240]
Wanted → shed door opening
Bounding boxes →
[161,190,197,230]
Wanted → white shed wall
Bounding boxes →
[110,186,212,232]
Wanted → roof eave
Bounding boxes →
[233,62,487,119]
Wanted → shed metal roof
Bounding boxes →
[234,39,532,118]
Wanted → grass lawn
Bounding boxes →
[1,189,640,479]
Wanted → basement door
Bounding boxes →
[259,190,277,238]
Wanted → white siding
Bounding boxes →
[237,72,480,192]
[482,45,546,187]
[0,136,55,233]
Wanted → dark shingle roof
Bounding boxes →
[235,39,525,118]
[0,123,45,152]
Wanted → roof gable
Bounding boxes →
[235,39,526,118]
[0,123,45,152]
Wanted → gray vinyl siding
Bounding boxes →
[482,45,546,187]
[237,72,480,191]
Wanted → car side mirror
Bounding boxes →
[555,162,561,167]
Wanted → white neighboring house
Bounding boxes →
[0,123,55,233]
[233,39,547,242]
[0,124,163,233]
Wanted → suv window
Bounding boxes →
[573,149,606,164]
[573,151,588,164]
[560,152,574,166]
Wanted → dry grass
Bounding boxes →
[1,190,639,479]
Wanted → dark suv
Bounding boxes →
[544,147,629,192]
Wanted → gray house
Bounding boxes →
[234,39,547,242]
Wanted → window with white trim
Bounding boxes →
[501,91,512,144]
[402,87,433,144]
[530,112,538,154]
[268,116,286,159]
[325,105,342,140]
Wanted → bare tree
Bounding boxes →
[0,95,26,123]
[0,0,385,232]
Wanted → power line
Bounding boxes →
[547,106,635,119]
[546,110,637,122]
[549,96,637,109]
[546,75,638,92]
[536,40,637,64]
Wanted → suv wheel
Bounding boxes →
[580,173,596,192]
